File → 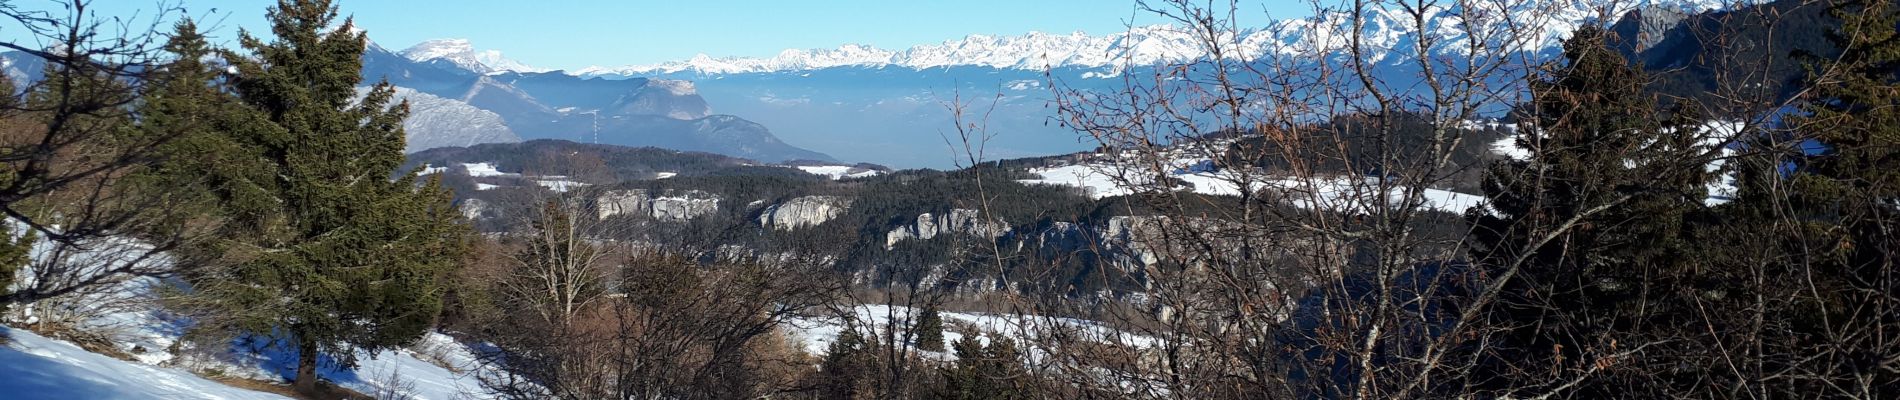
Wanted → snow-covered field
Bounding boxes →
[796,165,884,180]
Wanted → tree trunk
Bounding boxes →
[293,338,319,395]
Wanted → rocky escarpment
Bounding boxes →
[757,196,852,230]
[459,198,495,221]
[612,79,712,120]
[1611,3,1696,54]
[885,209,1011,248]
[597,189,720,221]
[359,86,521,153]
[1033,216,1171,269]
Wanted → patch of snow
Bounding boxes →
[536,180,586,193]
[654,172,678,179]
[1020,159,1488,214]
[795,165,883,180]
[462,162,509,177]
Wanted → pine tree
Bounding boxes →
[915,306,945,352]
[170,0,468,394]
[131,19,276,238]
[819,327,877,400]
[1781,0,1900,309]
[1464,25,1716,393]
[937,333,1032,400]
[0,75,28,311]
[939,335,988,400]
[1713,0,1900,391]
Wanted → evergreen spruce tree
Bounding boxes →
[169,0,468,393]
[1465,25,1716,394]
[915,306,945,352]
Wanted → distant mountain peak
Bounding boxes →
[400,38,549,75]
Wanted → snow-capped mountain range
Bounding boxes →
[399,0,1744,77]
[357,0,1759,168]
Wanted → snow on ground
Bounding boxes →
[476,183,499,191]
[1019,164,1130,199]
[1266,176,1489,215]
[535,179,587,193]
[196,332,497,400]
[655,172,678,179]
[796,165,883,180]
[1490,120,1748,206]
[4,222,501,399]
[783,305,974,358]
[1020,160,1488,214]
[1491,135,1530,160]
[783,304,1158,362]
[1,327,292,400]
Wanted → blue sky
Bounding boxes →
[12,0,1312,70]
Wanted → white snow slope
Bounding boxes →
[0,327,290,400]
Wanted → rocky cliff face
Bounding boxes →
[597,189,721,221]
[1611,4,1695,54]
[885,209,1011,248]
[757,196,852,230]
